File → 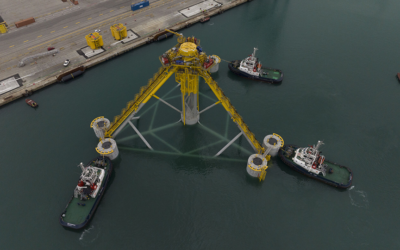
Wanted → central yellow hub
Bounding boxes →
[178,42,198,60]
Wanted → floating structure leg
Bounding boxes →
[247,154,268,181]
[182,93,199,125]
[215,131,243,157]
[96,138,119,160]
[128,121,153,150]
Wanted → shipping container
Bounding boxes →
[131,0,149,11]
[15,17,35,28]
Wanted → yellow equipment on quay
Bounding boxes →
[90,30,284,181]
[0,22,8,34]
[110,23,127,40]
[85,32,103,50]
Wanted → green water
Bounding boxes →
[1,0,400,248]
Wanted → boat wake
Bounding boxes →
[348,186,369,208]
[208,23,214,26]
[79,225,100,245]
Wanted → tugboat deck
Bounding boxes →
[324,161,352,184]
[260,68,282,80]
[63,198,96,225]
[283,155,351,185]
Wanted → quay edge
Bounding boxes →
[0,0,252,107]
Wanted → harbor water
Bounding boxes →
[1,0,400,248]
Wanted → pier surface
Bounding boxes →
[0,0,249,106]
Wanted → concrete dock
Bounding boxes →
[0,0,251,107]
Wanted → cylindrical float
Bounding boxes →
[262,133,284,157]
[210,55,220,73]
[246,154,268,178]
[90,117,110,138]
[96,138,119,160]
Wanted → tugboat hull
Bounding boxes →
[25,99,38,108]
[279,145,353,189]
[59,156,113,229]
[228,60,283,83]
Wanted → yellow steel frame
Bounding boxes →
[104,64,265,154]
[103,31,265,154]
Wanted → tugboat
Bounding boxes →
[59,156,113,229]
[278,141,353,189]
[25,98,38,108]
[228,48,283,83]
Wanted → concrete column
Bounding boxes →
[181,93,199,125]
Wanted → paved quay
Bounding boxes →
[0,0,251,107]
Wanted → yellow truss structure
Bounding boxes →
[103,31,266,155]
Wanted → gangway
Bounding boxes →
[91,30,283,181]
